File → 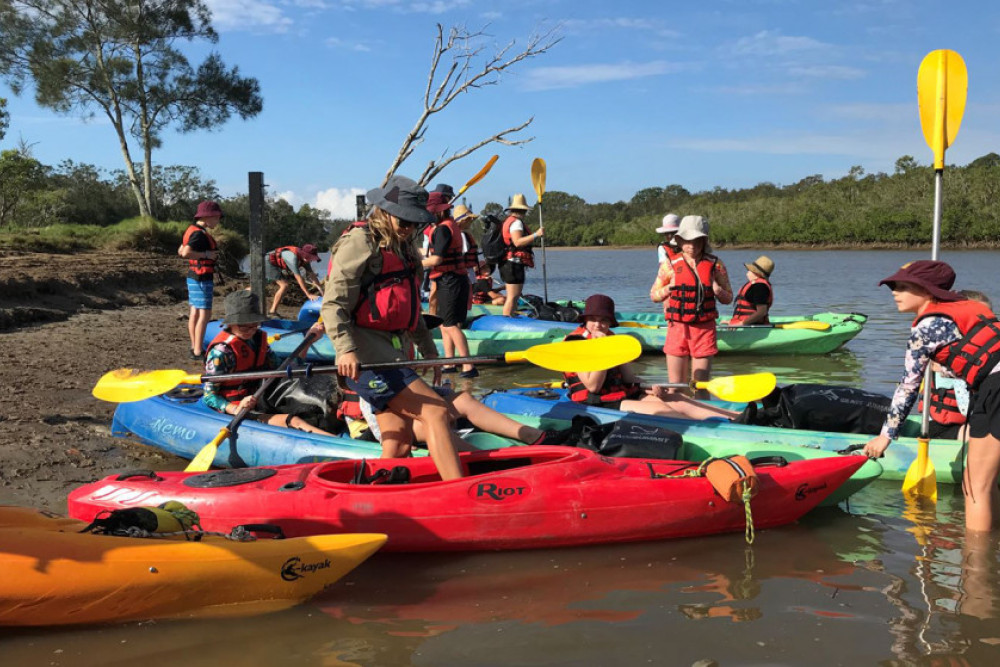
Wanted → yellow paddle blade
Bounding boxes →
[513,380,564,388]
[455,154,499,197]
[185,428,230,472]
[531,158,546,203]
[505,335,642,373]
[696,372,777,403]
[618,320,658,329]
[918,49,967,169]
[775,320,831,331]
[93,368,201,403]
[902,437,938,502]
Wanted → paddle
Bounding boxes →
[449,154,499,205]
[185,330,321,472]
[93,336,643,403]
[513,372,776,403]
[617,319,831,331]
[903,49,967,500]
[531,158,549,302]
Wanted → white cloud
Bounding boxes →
[702,83,807,96]
[314,186,367,219]
[522,61,682,91]
[276,190,303,207]
[562,17,681,39]
[336,0,469,13]
[206,0,292,32]
[730,30,828,56]
[823,102,911,123]
[788,65,865,79]
[325,37,372,52]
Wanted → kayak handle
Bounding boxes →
[114,470,162,481]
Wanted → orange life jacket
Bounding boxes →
[917,376,966,426]
[267,245,303,272]
[915,300,1000,390]
[665,253,719,323]
[501,216,535,267]
[658,242,679,262]
[206,329,270,401]
[354,247,420,333]
[428,218,466,279]
[182,223,217,278]
[730,277,772,325]
[562,328,641,404]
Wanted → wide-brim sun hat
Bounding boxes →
[223,291,268,326]
[745,255,775,278]
[878,260,963,302]
[578,294,619,328]
[194,200,223,220]
[506,193,531,211]
[675,215,712,252]
[366,175,436,225]
[655,213,680,234]
[453,204,478,225]
[300,244,320,262]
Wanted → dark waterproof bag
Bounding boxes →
[565,415,682,459]
[756,383,891,434]
[258,375,344,433]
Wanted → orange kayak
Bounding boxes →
[0,506,386,627]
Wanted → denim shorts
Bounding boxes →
[186,277,214,310]
[345,367,421,413]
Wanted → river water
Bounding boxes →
[4,248,1000,665]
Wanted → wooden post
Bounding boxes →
[248,172,266,304]
[355,194,366,221]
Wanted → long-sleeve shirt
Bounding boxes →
[320,228,437,364]
[201,336,279,413]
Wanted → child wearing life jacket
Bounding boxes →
[655,213,680,265]
[863,261,1000,532]
[499,194,542,317]
[202,290,331,434]
[321,175,467,481]
[264,244,323,317]
[563,294,743,422]
[649,216,733,399]
[728,256,774,326]
[472,262,505,305]
[178,201,222,361]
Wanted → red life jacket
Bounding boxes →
[658,242,679,262]
[471,275,495,304]
[915,300,1000,390]
[917,376,966,426]
[267,245,303,271]
[462,230,479,271]
[206,329,270,401]
[730,277,773,325]
[428,218,466,279]
[562,328,641,405]
[336,387,363,421]
[328,221,369,275]
[182,223,217,278]
[354,247,420,332]
[665,254,719,323]
[501,216,535,267]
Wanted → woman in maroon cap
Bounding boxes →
[264,243,323,317]
[562,294,742,422]
[863,260,1000,532]
[178,200,222,360]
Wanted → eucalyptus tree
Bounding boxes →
[0,98,9,141]
[0,0,262,217]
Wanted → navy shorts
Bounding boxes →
[969,372,1000,440]
[186,277,214,310]
[345,367,420,413]
[435,273,470,327]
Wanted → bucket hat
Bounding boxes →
[194,200,223,220]
[223,291,268,326]
[300,244,320,262]
[745,255,775,278]
[453,204,478,225]
[579,294,619,328]
[426,184,455,214]
[655,213,680,234]
[366,176,436,225]
[879,260,962,302]
[506,194,531,212]
[675,215,712,252]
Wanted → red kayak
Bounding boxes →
[68,446,864,552]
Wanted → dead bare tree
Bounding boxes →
[383,23,561,187]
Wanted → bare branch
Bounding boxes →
[418,117,534,185]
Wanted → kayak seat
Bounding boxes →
[466,457,534,477]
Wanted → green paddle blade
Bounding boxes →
[93,368,201,403]
[902,437,938,502]
[697,372,777,403]
[506,335,642,373]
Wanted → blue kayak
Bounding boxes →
[481,388,962,483]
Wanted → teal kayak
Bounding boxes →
[481,388,962,484]
[110,390,878,506]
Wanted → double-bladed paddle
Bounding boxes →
[449,155,499,205]
[513,372,776,403]
[93,336,643,404]
[618,320,831,331]
[530,158,549,302]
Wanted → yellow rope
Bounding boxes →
[742,484,755,545]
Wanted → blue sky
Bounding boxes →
[3,0,999,218]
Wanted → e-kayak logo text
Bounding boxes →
[795,482,828,501]
[150,417,197,441]
[470,477,531,502]
[281,556,332,581]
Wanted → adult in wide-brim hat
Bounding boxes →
[366,176,436,225]
[745,256,774,279]
[878,259,963,302]
[222,290,268,326]
[506,193,531,212]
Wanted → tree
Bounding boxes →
[385,23,561,186]
[0,0,262,218]
[0,147,48,227]
[0,97,8,141]
[894,155,919,175]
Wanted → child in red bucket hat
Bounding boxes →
[561,294,743,422]
[863,260,1000,532]
[178,200,223,360]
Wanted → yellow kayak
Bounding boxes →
[0,506,386,627]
